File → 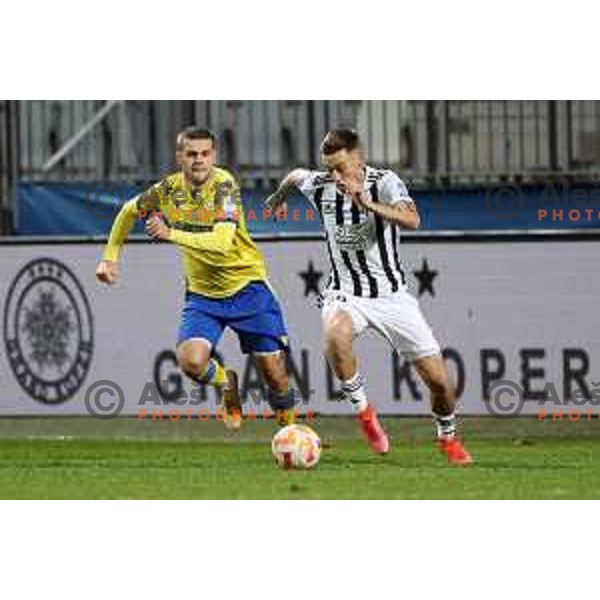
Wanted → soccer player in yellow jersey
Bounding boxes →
[95,127,296,429]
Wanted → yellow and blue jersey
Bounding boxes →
[103,167,268,298]
[102,166,289,354]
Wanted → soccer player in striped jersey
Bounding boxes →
[96,126,297,430]
[266,129,472,465]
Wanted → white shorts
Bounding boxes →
[321,289,441,361]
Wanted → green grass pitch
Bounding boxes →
[0,416,599,499]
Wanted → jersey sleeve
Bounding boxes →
[295,170,321,202]
[101,196,140,261]
[102,177,168,261]
[379,171,413,207]
[136,180,163,213]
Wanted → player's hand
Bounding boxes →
[339,177,373,212]
[264,192,287,213]
[95,260,119,285]
[146,216,171,241]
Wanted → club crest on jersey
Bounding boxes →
[334,223,372,251]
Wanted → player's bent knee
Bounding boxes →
[325,326,353,357]
[324,312,354,338]
[325,313,353,347]
[176,346,209,379]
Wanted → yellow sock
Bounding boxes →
[199,358,228,388]
[276,408,297,427]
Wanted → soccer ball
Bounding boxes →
[271,424,322,469]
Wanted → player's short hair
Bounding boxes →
[176,126,216,150]
[320,129,361,155]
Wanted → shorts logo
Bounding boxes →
[3,258,94,404]
[321,292,348,307]
[321,200,335,215]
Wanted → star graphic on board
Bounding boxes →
[413,258,438,297]
[298,260,323,297]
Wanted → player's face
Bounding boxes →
[178,138,216,185]
[321,148,365,185]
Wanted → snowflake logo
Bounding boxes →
[21,287,74,373]
[4,258,94,404]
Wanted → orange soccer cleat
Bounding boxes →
[222,369,243,431]
[437,436,473,465]
[358,404,390,455]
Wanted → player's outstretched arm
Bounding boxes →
[96,197,140,285]
[264,168,310,211]
[95,260,119,285]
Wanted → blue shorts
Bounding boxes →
[177,282,290,355]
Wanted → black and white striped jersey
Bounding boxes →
[297,166,411,298]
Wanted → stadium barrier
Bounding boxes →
[14,181,600,235]
[1,231,599,416]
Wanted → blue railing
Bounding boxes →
[16,181,600,235]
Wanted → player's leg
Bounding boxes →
[322,294,389,454]
[412,353,456,432]
[176,339,242,430]
[413,354,472,465]
[176,338,223,385]
[369,291,471,464]
[229,282,298,426]
[177,294,242,430]
[254,351,297,426]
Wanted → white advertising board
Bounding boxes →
[1,235,599,416]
